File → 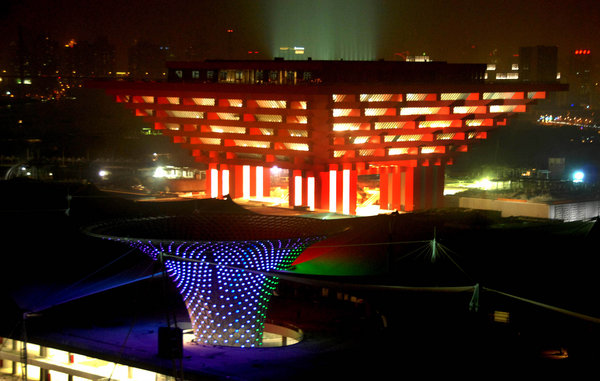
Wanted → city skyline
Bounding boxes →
[1,2,600,376]
[1,0,599,69]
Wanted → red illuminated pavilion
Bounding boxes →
[89,60,565,214]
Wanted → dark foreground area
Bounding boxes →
[1,179,600,379]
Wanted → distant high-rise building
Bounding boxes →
[89,37,117,78]
[60,37,116,79]
[518,46,558,83]
[8,31,59,81]
[127,40,171,80]
[566,49,593,108]
[31,35,59,77]
[6,30,61,98]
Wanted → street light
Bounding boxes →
[572,170,584,183]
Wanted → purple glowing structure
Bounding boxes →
[84,212,335,347]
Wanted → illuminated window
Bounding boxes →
[400,107,440,115]
[467,131,485,139]
[359,94,396,102]
[349,136,369,144]
[193,98,215,106]
[290,101,307,109]
[490,105,518,113]
[405,93,433,101]
[388,148,409,155]
[495,72,519,80]
[192,70,200,79]
[259,128,274,135]
[288,115,308,124]
[166,97,180,104]
[286,71,296,83]
[256,100,287,108]
[192,138,221,145]
[255,114,283,122]
[333,150,346,158]
[435,133,455,140]
[234,140,270,148]
[358,149,376,156]
[227,99,243,107]
[483,92,518,100]
[165,110,204,119]
[364,108,392,116]
[332,94,348,102]
[465,119,484,127]
[374,122,406,130]
[283,143,309,151]
[440,93,470,101]
[418,121,453,128]
[453,106,483,114]
[216,113,241,120]
[384,134,423,142]
[288,129,308,137]
[210,126,246,134]
[332,123,360,131]
[332,109,357,117]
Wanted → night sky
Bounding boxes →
[1,0,599,69]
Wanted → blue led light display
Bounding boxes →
[84,212,336,348]
[128,237,321,347]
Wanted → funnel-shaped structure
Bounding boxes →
[84,212,337,347]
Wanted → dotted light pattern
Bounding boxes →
[84,212,336,348]
[128,237,320,347]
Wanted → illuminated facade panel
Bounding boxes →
[400,107,441,115]
[333,123,361,131]
[165,110,204,119]
[210,126,246,134]
[360,93,400,102]
[374,122,407,130]
[91,59,565,215]
[192,97,216,105]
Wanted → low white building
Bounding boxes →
[458,196,600,222]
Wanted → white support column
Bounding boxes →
[342,169,350,215]
[210,168,219,198]
[294,175,302,206]
[329,169,337,213]
[256,166,264,199]
[307,176,315,211]
[222,169,229,196]
[243,165,250,199]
